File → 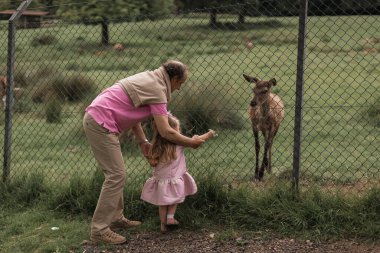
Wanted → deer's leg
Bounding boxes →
[253,129,260,181]
[267,137,274,174]
[267,126,280,174]
[259,128,272,180]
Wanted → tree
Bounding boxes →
[139,0,175,19]
[10,0,20,9]
[57,0,137,45]
[0,0,44,12]
[180,0,224,27]
[57,0,174,45]
[177,0,258,27]
[237,0,259,24]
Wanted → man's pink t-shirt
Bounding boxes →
[86,84,168,133]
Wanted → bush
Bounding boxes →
[8,64,58,89]
[14,68,30,87]
[31,34,57,47]
[13,97,31,113]
[53,74,96,102]
[367,97,380,127]
[46,97,62,123]
[32,82,54,103]
[33,64,57,80]
[170,83,244,135]
[32,73,96,104]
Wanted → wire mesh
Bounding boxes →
[0,1,379,194]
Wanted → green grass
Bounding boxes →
[0,208,89,253]
[0,173,379,252]
[0,12,379,252]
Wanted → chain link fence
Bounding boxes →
[1,1,379,194]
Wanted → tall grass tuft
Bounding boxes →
[31,34,57,47]
[0,173,47,208]
[46,97,63,123]
[359,188,380,214]
[355,188,380,238]
[13,98,32,113]
[46,171,157,221]
[366,96,380,127]
[47,170,104,215]
[123,186,157,222]
[178,172,232,228]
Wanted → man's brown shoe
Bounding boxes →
[90,228,127,245]
[110,217,142,230]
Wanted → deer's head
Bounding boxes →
[243,74,277,99]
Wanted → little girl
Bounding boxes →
[141,114,215,232]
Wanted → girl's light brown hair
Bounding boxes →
[149,115,179,164]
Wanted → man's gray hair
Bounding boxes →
[162,60,188,80]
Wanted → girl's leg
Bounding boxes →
[159,206,168,232]
[159,206,168,224]
[166,204,179,225]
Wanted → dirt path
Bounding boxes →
[81,229,380,253]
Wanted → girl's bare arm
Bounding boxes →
[153,114,204,148]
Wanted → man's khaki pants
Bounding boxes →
[83,112,126,235]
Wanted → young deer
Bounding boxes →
[243,74,285,181]
[0,75,22,109]
[1,76,7,108]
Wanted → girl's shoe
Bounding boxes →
[166,218,180,226]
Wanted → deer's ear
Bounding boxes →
[243,74,258,83]
[269,78,277,86]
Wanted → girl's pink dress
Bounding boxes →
[141,146,197,206]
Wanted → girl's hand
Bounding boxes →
[147,156,158,167]
[190,135,204,149]
[139,141,151,157]
[208,129,216,137]
[196,129,217,142]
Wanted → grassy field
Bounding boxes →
[0,13,379,253]
[0,14,379,189]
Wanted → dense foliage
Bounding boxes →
[1,0,378,44]
[1,0,379,18]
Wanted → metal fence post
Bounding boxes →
[292,0,308,194]
[3,0,33,182]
